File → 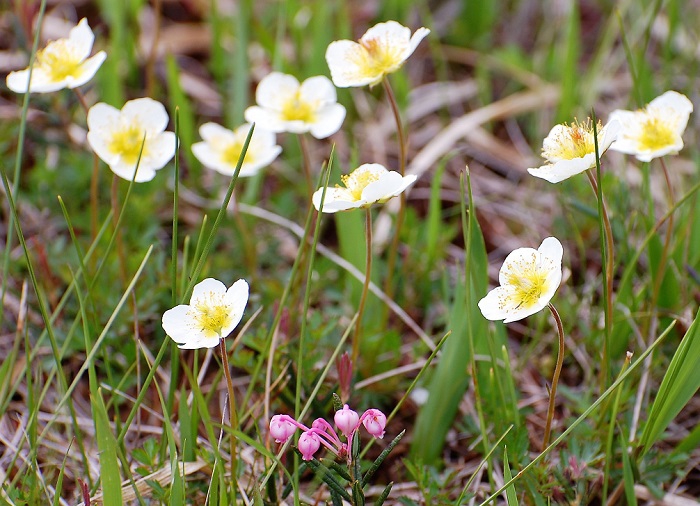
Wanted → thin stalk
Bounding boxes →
[543,304,565,451]
[352,208,373,363]
[73,88,101,243]
[219,337,239,493]
[381,78,407,309]
[586,168,614,388]
[650,157,675,309]
[299,134,314,197]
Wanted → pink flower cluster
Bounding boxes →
[270,404,387,461]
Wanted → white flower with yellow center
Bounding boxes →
[6,18,106,94]
[478,237,563,323]
[244,73,346,139]
[86,98,177,182]
[162,278,249,349]
[527,119,620,184]
[192,123,281,177]
[325,21,430,88]
[609,91,693,162]
[312,163,417,213]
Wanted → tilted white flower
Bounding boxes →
[244,73,346,139]
[6,18,106,94]
[192,123,281,177]
[162,278,249,349]
[527,119,620,184]
[86,98,176,182]
[609,91,693,162]
[325,21,430,88]
[312,163,417,213]
[478,237,563,323]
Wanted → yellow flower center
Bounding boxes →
[636,116,676,152]
[108,123,148,166]
[36,40,82,82]
[281,91,316,123]
[189,292,234,336]
[359,38,403,77]
[503,253,551,310]
[221,140,250,166]
[542,119,601,162]
[340,169,380,200]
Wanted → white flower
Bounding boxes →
[244,73,346,139]
[86,98,176,182]
[325,21,430,88]
[478,237,563,323]
[6,18,106,94]
[609,91,694,162]
[312,163,417,213]
[192,123,281,177]
[527,119,620,184]
[162,278,249,349]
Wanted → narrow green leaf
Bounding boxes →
[503,448,519,506]
[92,389,123,505]
[621,438,638,506]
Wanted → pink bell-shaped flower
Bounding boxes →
[334,404,360,438]
[269,415,297,443]
[298,431,321,461]
[361,409,387,439]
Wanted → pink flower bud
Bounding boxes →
[298,431,321,461]
[270,414,297,443]
[361,409,387,439]
[334,404,360,438]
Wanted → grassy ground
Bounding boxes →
[1,0,700,504]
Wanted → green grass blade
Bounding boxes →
[503,448,519,506]
[638,308,700,456]
[92,388,123,505]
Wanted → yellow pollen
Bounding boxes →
[359,38,402,76]
[190,292,233,336]
[281,91,316,123]
[502,254,550,310]
[542,119,602,162]
[37,40,82,82]
[108,123,148,165]
[340,169,380,200]
[221,140,250,165]
[636,116,676,152]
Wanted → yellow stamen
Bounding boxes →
[108,124,148,165]
[502,253,551,310]
[636,116,676,152]
[281,91,316,123]
[542,119,602,162]
[221,141,250,166]
[340,168,380,200]
[359,38,402,76]
[189,292,234,336]
[37,40,82,82]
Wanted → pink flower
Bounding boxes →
[361,409,387,439]
[270,415,297,443]
[298,431,321,461]
[334,404,360,438]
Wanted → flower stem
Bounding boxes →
[586,169,614,388]
[219,337,239,488]
[381,78,407,309]
[650,158,675,308]
[299,134,314,197]
[352,208,373,363]
[543,303,565,451]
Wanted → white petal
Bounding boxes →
[361,171,404,204]
[649,90,694,116]
[538,237,563,265]
[478,285,516,321]
[299,75,337,104]
[527,155,594,184]
[390,173,417,197]
[600,120,621,152]
[220,279,249,337]
[325,40,377,88]
[408,27,431,55]
[68,18,96,60]
[308,103,346,139]
[244,106,287,133]
[255,72,300,110]
[191,278,227,304]
[144,131,177,169]
[498,247,536,285]
[5,69,31,93]
[312,187,360,213]
[361,21,412,51]
[87,102,120,131]
[162,305,194,344]
[122,98,170,133]
[199,122,237,143]
[67,51,107,88]
[110,159,157,183]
